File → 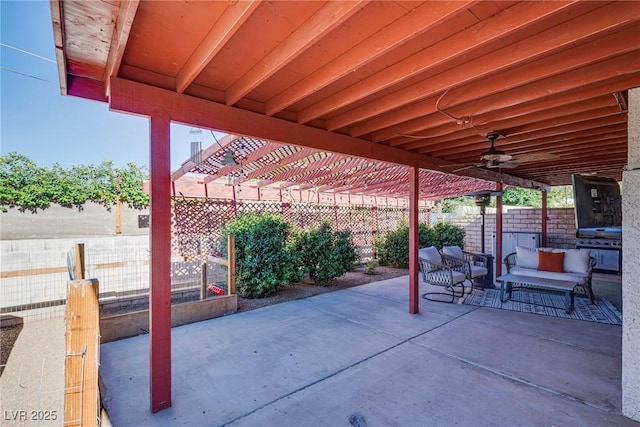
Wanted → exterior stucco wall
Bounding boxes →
[622,87,640,422]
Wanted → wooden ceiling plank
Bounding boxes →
[103,0,140,96]
[365,28,640,142]
[263,0,476,116]
[442,31,640,116]
[444,131,627,164]
[397,100,621,151]
[445,50,640,121]
[332,2,639,132]
[176,1,260,94]
[224,1,368,106]
[303,1,581,127]
[50,0,68,95]
[472,73,640,126]
[433,123,627,158]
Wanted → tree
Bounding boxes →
[0,152,149,212]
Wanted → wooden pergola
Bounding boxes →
[50,1,639,412]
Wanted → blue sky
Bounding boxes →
[1,0,225,170]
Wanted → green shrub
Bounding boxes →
[221,213,298,298]
[364,259,379,275]
[333,230,359,274]
[431,222,465,249]
[377,222,434,268]
[292,222,358,286]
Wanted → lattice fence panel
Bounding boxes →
[171,198,431,262]
[376,207,409,235]
[172,199,236,258]
[287,204,337,230]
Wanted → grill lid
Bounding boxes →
[572,174,622,229]
[576,227,622,239]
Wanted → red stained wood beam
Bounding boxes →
[329,2,639,132]
[149,110,172,413]
[67,76,107,103]
[445,51,640,122]
[176,1,259,94]
[387,96,618,149]
[409,165,419,314]
[103,0,140,96]
[495,182,503,277]
[299,1,580,125]
[49,0,67,95]
[431,122,627,158]
[109,77,545,189]
[541,190,547,247]
[225,1,367,106]
[264,0,476,116]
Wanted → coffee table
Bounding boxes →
[496,273,579,314]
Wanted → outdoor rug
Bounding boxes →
[463,289,622,325]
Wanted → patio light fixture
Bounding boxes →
[221,149,238,166]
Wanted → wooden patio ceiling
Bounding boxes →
[51,1,638,191]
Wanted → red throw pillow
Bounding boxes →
[538,251,565,272]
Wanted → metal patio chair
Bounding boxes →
[440,245,489,291]
[419,246,469,303]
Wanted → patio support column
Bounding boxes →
[622,86,640,422]
[149,109,172,413]
[541,190,548,247]
[409,165,419,314]
[495,182,503,277]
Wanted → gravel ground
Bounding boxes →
[0,316,65,427]
[237,265,409,312]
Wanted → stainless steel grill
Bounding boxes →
[576,227,622,274]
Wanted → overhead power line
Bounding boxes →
[1,42,56,63]
[0,66,55,84]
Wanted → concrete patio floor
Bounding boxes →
[100,276,636,426]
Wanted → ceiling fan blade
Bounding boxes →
[452,165,476,173]
[497,161,519,169]
[510,152,559,163]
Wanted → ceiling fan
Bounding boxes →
[446,133,559,171]
[483,133,560,168]
[480,133,512,167]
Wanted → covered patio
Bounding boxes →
[50,0,640,421]
[100,276,633,426]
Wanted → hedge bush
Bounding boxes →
[431,221,466,250]
[291,222,358,285]
[377,221,465,268]
[221,213,298,298]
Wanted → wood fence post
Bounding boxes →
[74,244,85,280]
[228,235,236,295]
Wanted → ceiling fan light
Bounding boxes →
[481,151,512,162]
[222,149,238,166]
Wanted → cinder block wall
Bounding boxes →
[448,207,576,253]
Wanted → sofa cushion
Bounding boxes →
[469,265,488,278]
[427,269,467,285]
[516,246,538,269]
[419,246,441,263]
[509,266,587,285]
[442,245,464,260]
[552,248,591,274]
[538,251,565,272]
